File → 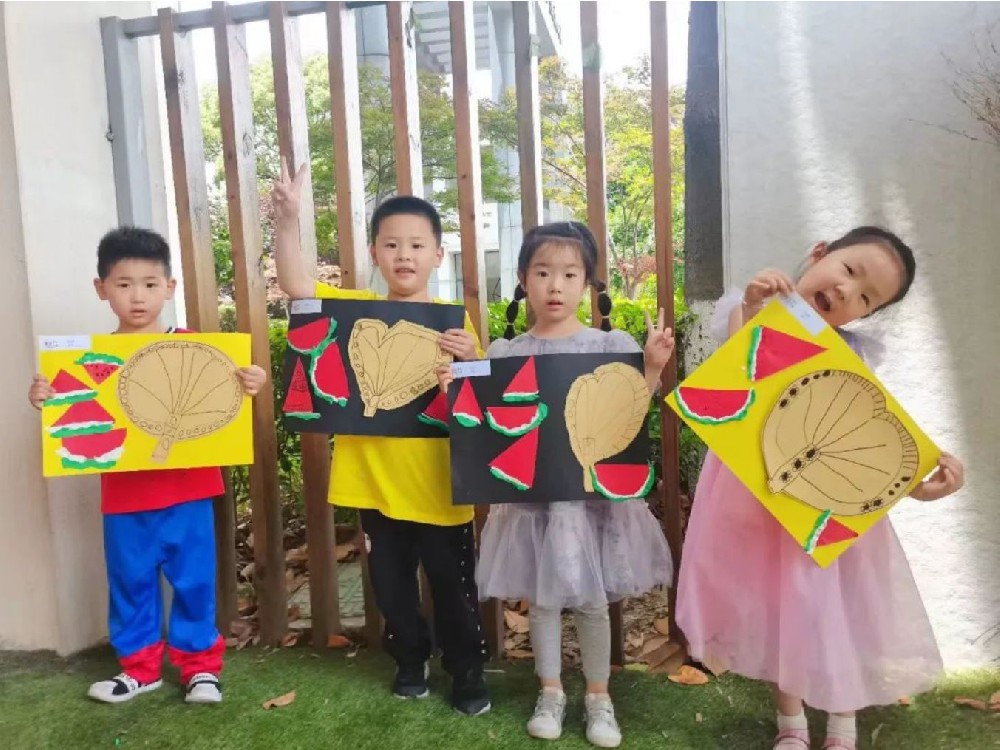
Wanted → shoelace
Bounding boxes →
[534,691,564,718]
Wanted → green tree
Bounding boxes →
[480,57,686,298]
[200,56,518,282]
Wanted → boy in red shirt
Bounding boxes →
[28,227,267,704]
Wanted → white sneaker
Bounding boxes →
[185,672,223,704]
[526,688,566,740]
[87,672,162,704]
[585,693,622,748]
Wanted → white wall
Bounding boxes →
[0,0,168,653]
[719,1,1000,666]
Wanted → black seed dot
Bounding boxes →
[823,370,832,376]
[874,498,883,507]
[901,476,911,482]
[793,459,803,470]
[779,399,788,408]
[813,374,821,380]
[888,490,895,496]
[862,503,871,512]
[806,449,816,459]
[894,483,901,488]
[801,378,810,386]
[790,388,798,396]
[781,472,790,482]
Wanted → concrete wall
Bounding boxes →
[0,0,171,653]
[718,1,1000,666]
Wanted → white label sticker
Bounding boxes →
[451,360,491,378]
[779,293,827,336]
[290,299,323,315]
[38,335,92,352]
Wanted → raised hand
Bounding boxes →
[438,329,479,362]
[743,268,796,309]
[271,157,308,224]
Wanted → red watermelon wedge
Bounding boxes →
[74,352,124,385]
[747,326,826,382]
[502,357,539,402]
[488,427,539,491]
[283,358,321,420]
[310,340,349,407]
[590,462,655,501]
[46,370,96,406]
[57,428,127,471]
[417,391,450,432]
[453,379,483,428]
[485,403,548,437]
[287,317,336,355]
[673,386,755,425]
[48,400,115,438]
[804,511,859,554]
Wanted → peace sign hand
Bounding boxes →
[271,157,307,223]
[643,307,675,376]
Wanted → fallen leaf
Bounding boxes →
[897,696,912,706]
[327,634,352,649]
[504,610,530,634]
[954,697,988,711]
[507,648,533,659]
[237,598,256,615]
[335,542,355,562]
[503,638,517,651]
[646,640,682,668]
[641,635,670,657]
[285,544,309,565]
[627,632,645,651]
[224,637,239,648]
[281,632,299,648]
[240,562,255,580]
[668,665,710,686]
[518,599,530,613]
[262,690,296,709]
[287,604,301,622]
[653,618,670,636]
[695,712,703,723]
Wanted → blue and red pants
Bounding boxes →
[103,498,224,684]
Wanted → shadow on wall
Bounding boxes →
[722,1,1000,666]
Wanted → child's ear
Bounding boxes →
[806,241,829,266]
[94,278,108,301]
[433,244,444,268]
[369,244,378,266]
[166,277,177,300]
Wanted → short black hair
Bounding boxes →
[826,226,916,309]
[97,226,172,280]
[369,195,443,245]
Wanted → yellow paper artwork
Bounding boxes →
[664,296,939,567]
[348,319,452,418]
[39,333,253,477]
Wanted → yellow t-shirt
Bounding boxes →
[314,281,479,526]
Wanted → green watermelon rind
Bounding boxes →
[288,318,337,356]
[674,387,756,425]
[746,325,763,381]
[485,403,548,437]
[590,463,656,502]
[49,422,114,439]
[501,391,539,403]
[308,339,348,407]
[804,510,833,554]
[74,352,125,367]
[417,413,450,431]
[454,413,482,428]
[44,390,97,407]
[57,446,124,471]
[489,465,530,491]
[286,411,322,421]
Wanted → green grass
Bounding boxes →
[0,647,997,749]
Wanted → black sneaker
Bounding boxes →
[451,667,491,716]
[393,662,429,699]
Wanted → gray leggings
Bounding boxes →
[529,603,611,684]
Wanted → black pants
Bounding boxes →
[360,509,487,677]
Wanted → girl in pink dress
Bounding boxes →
[676,227,966,750]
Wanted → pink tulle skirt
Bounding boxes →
[676,453,942,713]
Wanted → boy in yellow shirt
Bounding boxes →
[272,162,490,715]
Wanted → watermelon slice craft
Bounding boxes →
[502,357,539,402]
[590,462,655,502]
[283,358,321,420]
[452,378,483,428]
[804,510,859,554]
[674,386,756,425]
[417,390,450,431]
[48,400,115,438]
[57,428,127,471]
[747,326,826,382]
[310,340,349,407]
[74,352,124,386]
[485,403,548,437]
[488,426,539,491]
[287,317,336,355]
[45,370,97,406]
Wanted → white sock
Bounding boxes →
[775,710,808,748]
[827,714,857,745]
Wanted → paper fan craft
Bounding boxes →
[118,340,243,463]
[565,362,648,492]
[761,369,920,517]
[349,319,452,418]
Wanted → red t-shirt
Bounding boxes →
[100,327,226,515]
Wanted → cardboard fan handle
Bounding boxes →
[584,465,594,492]
[152,416,180,463]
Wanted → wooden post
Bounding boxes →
[158,7,236,635]
[213,0,287,645]
[387,1,423,196]
[269,1,341,648]
[650,1,684,643]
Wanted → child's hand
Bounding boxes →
[436,364,455,394]
[643,307,675,374]
[744,269,796,308]
[271,157,307,224]
[439,329,478,361]
[237,365,268,397]
[910,453,965,501]
[29,374,53,410]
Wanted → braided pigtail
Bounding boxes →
[594,279,613,331]
[504,283,527,340]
